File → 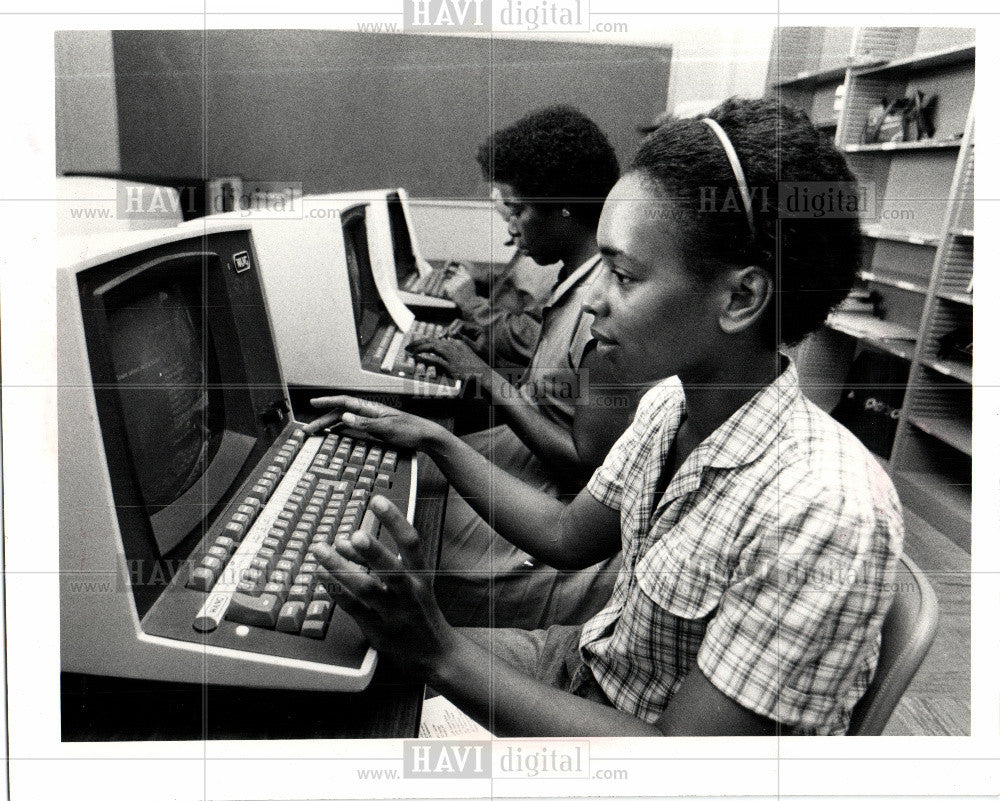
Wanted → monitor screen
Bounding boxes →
[386,191,417,284]
[342,204,385,349]
[106,272,224,510]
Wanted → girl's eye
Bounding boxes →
[612,269,632,286]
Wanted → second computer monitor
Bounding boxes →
[194,198,460,398]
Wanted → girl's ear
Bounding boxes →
[718,265,773,335]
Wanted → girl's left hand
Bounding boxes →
[441,262,477,306]
[312,495,455,678]
[407,337,492,384]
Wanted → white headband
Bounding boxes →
[701,117,756,237]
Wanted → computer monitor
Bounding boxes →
[57,176,184,236]
[318,188,456,311]
[197,197,460,398]
[58,220,382,691]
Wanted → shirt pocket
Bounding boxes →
[634,525,727,620]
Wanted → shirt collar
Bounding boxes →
[547,253,601,309]
[651,359,799,512]
[692,357,800,470]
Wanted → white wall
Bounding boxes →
[54,30,120,174]
[407,199,517,263]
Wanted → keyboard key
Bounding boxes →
[237,579,262,595]
[300,619,328,639]
[241,567,266,589]
[263,581,289,604]
[287,584,311,604]
[293,572,316,592]
[200,555,224,573]
[187,566,217,592]
[224,521,246,541]
[248,484,270,503]
[214,535,236,555]
[374,473,392,489]
[276,601,306,634]
[208,545,229,561]
[251,554,275,573]
[226,592,280,628]
[306,599,333,622]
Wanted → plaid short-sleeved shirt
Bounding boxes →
[580,363,904,735]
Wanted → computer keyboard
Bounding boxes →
[364,320,462,394]
[139,424,415,676]
[403,268,449,298]
[187,428,404,638]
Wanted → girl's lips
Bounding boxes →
[590,327,618,345]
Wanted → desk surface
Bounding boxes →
[61,445,451,742]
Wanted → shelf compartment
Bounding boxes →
[918,300,971,380]
[825,314,916,363]
[892,468,970,552]
[853,43,975,79]
[923,358,971,384]
[907,365,971,454]
[938,235,973,295]
[938,290,972,306]
[861,224,938,246]
[951,145,975,239]
[843,139,963,153]
[859,270,927,294]
[772,63,855,90]
[826,311,918,341]
[906,413,971,456]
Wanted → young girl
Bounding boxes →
[310,98,903,735]
[395,106,638,629]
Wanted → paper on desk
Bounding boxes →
[419,694,492,739]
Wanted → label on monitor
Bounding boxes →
[232,251,252,273]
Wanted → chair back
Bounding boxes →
[847,552,939,735]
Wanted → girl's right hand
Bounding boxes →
[304,396,442,451]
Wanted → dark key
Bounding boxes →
[306,599,333,622]
[300,619,328,639]
[287,584,311,604]
[224,521,246,542]
[263,581,289,604]
[225,593,280,628]
[276,601,306,634]
[208,545,229,561]
[186,566,217,592]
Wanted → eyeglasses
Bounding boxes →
[490,186,512,222]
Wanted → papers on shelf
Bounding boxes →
[827,311,917,341]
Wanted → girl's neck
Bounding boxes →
[558,232,599,274]
[678,347,784,448]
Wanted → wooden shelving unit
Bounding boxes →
[768,26,975,550]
